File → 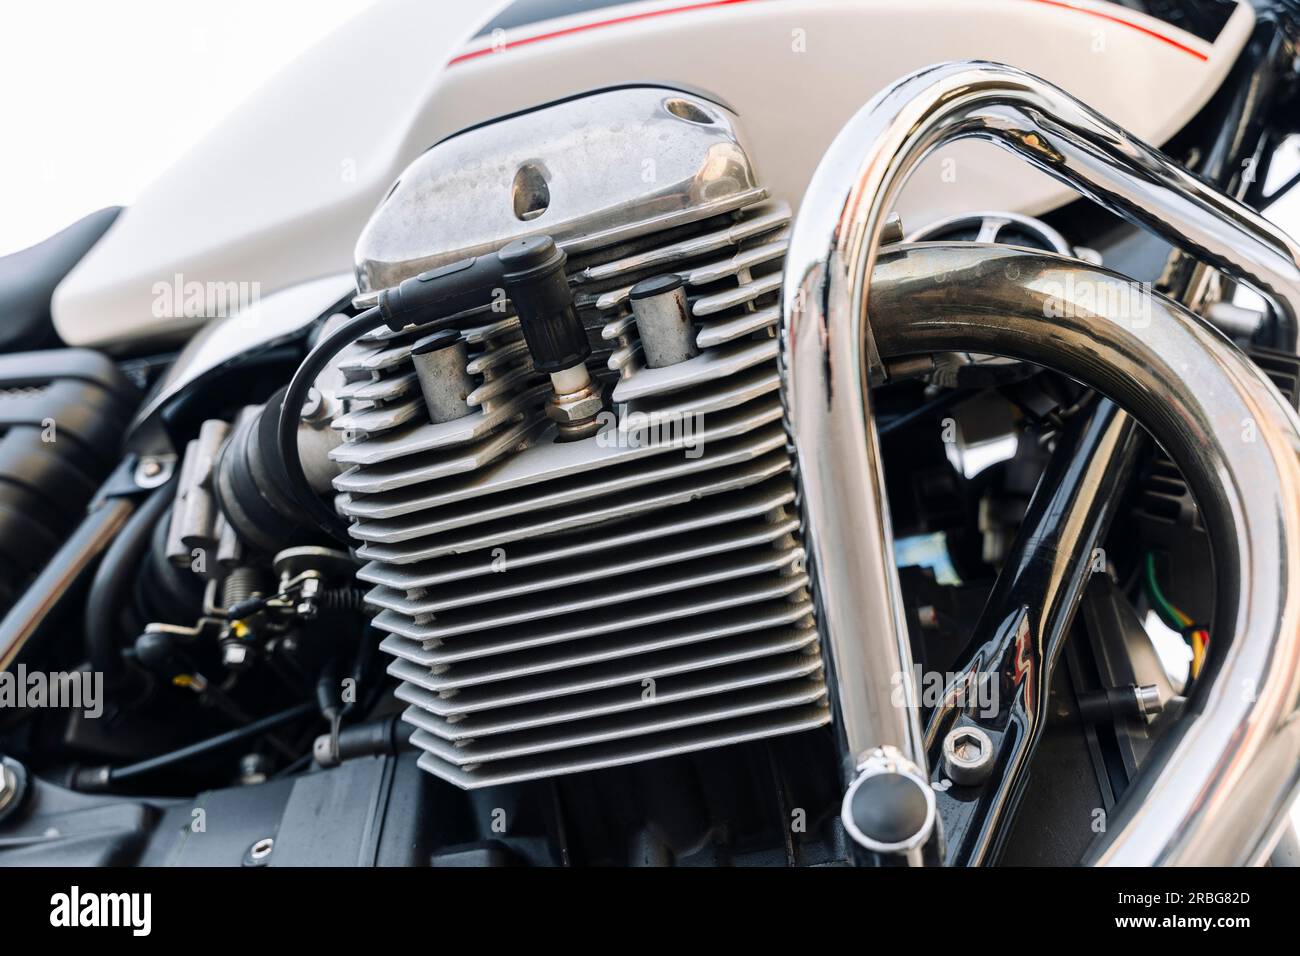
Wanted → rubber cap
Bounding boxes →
[498,235,589,373]
[629,274,685,300]
[847,772,931,845]
[411,329,462,356]
[498,235,564,277]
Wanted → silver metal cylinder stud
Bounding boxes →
[630,274,698,368]
[410,329,475,424]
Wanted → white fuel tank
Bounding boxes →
[53,0,1253,348]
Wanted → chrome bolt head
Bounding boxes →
[941,725,995,786]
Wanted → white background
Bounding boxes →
[0,0,376,256]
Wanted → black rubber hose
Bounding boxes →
[277,307,382,542]
[85,478,177,690]
[95,701,318,786]
[138,500,204,623]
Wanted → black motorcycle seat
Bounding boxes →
[0,206,122,352]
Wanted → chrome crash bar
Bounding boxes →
[780,60,1300,865]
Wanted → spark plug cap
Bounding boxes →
[499,236,591,374]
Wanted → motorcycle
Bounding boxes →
[1,0,1298,868]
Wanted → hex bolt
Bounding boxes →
[221,642,252,669]
[0,756,29,825]
[941,725,995,786]
[1133,683,1164,720]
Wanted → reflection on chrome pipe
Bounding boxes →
[780,222,924,783]
[781,60,1300,865]
[868,243,1300,865]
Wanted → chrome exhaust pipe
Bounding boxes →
[781,60,1300,865]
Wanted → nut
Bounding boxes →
[0,764,16,813]
[221,642,252,668]
[299,386,335,424]
[546,385,604,424]
[0,757,29,824]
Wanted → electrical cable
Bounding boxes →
[104,701,318,784]
[276,307,382,542]
[877,387,970,437]
[1144,551,1209,679]
[277,237,572,542]
[278,238,572,541]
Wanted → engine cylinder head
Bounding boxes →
[332,87,826,790]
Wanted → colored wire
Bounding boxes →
[1191,630,1207,677]
[1143,552,1209,679]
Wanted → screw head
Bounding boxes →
[244,836,275,867]
[941,725,995,786]
[133,456,173,489]
[0,757,29,824]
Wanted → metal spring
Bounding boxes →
[221,566,266,610]
[319,586,369,612]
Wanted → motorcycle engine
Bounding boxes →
[119,83,842,841]
[329,86,827,788]
[14,73,1286,869]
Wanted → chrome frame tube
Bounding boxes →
[780,60,1300,865]
[866,242,1300,866]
